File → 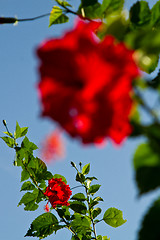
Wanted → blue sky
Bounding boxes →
[0,1,159,240]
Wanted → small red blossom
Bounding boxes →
[40,129,65,163]
[44,203,50,212]
[44,178,72,208]
[37,19,140,145]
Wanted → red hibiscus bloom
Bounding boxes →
[37,19,140,145]
[40,129,65,163]
[44,178,72,208]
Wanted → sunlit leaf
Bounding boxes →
[1,136,15,148]
[49,6,69,27]
[103,207,126,227]
[82,163,90,175]
[88,184,101,195]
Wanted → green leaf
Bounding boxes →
[134,143,160,170]
[97,236,102,240]
[88,184,101,195]
[79,0,98,8]
[3,131,13,137]
[129,1,151,27]
[101,0,124,15]
[151,2,160,28]
[82,163,90,175]
[78,3,102,19]
[25,212,60,238]
[102,237,110,240]
[18,192,39,211]
[133,141,160,194]
[93,196,104,202]
[71,193,86,201]
[69,201,87,214]
[55,0,72,7]
[21,136,38,152]
[138,197,160,240]
[92,207,102,219]
[49,6,69,27]
[76,172,86,183]
[21,168,30,182]
[97,236,110,240]
[103,207,127,227]
[21,181,35,191]
[57,206,71,220]
[70,213,91,235]
[53,174,67,184]
[14,122,28,139]
[1,136,15,148]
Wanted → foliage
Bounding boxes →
[1,122,126,239]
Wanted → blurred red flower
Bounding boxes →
[40,130,65,163]
[37,19,140,145]
[44,178,72,208]
[44,203,50,212]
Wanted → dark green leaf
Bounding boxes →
[101,0,124,15]
[78,3,102,19]
[21,168,30,182]
[18,191,39,211]
[133,141,160,194]
[92,207,102,219]
[79,0,97,8]
[138,197,160,240]
[69,201,87,214]
[1,136,15,148]
[88,184,101,195]
[49,6,69,27]
[53,174,67,183]
[57,206,71,220]
[151,2,160,28]
[82,164,90,175]
[76,172,86,183]
[70,213,91,235]
[97,236,102,240]
[103,207,127,227]
[25,212,60,238]
[21,181,35,191]
[71,193,86,201]
[129,1,151,27]
[44,171,53,180]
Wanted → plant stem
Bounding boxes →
[56,209,80,240]
[85,187,97,240]
[134,88,159,122]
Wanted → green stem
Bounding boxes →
[56,209,80,240]
[85,187,97,240]
[134,88,159,122]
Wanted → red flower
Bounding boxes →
[40,129,65,163]
[44,203,50,212]
[37,19,140,145]
[44,178,72,208]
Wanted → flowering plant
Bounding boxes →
[2,0,160,240]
